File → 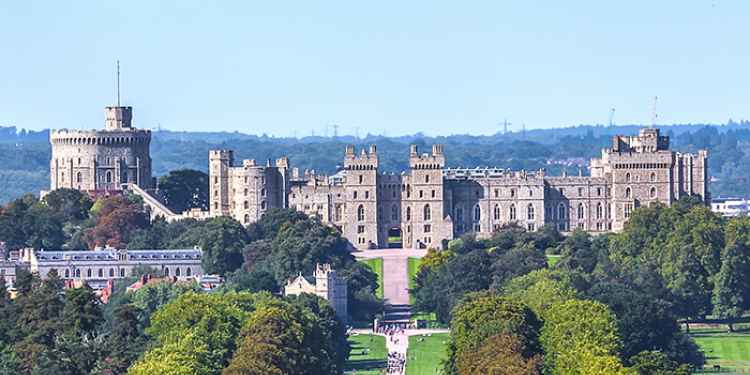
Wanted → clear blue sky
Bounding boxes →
[1,1,747,136]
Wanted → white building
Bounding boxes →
[17,247,204,289]
[711,197,750,217]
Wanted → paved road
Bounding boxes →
[353,248,426,313]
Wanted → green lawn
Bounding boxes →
[408,257,421,304]
[546,254,561,267]
[406,333,450,375]
[345,334,387,375]
[360,257,384,299]
[690,328,750,372]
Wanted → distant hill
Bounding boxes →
[2,121,749,203]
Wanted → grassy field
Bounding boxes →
[360,257,384,299]
[691,327,750,372]
[546,254,561,267]
[406,333,450,375]
[345,334,387,375]
[408,257,421,304]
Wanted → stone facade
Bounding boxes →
[210,128,709,250]
[284,263,348,321]
[49,106,153,193]
[17,247,203,289]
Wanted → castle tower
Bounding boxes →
[343,145,380,249]
[49,105,152,193]
[209,150,234,216]
[404,144,449,249]
[314,263,348,322]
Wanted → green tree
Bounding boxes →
[43,188,93,222]
[447,292,542,375]
[712,218,750,331]
[157,169,209,213]
[170,216,250,275]
[62,285,103,336]
[456,334,542,375]
[93,304,147,375]
[540,299,622,374]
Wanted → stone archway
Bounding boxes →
[387,227,402,248]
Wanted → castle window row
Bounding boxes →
[614,163,669,169]
[56,266,192,279]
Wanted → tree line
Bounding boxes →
[413,197,750,374]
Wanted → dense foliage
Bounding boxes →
[412,197,750,373]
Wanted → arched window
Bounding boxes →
[359,175,364,184]
[406,206,411,221]
[650,172,656,182]
[261,188,266,197]
[650,187,657,199]
[64,269,70,278]
[175,268,181,277]
[105,171,112,183]
[509,204,516,221]
[625,173,631,183]
[75,269,81,278]
[120,269,125,277]
[164,267,170,276]
[391,205,399,221]
[243,201,248,209]
[357,205,365,221]
[577,203,585,220]
[76,172,82,183]
[86,269,92,278]
[98,269,103,278]
[425,175,430,183]
[78,157,81,165]
[527,204,535,220]
[494,204,501,220]
[558,204,566,220]
[353,191,358,199]
[244,188,248,196]
[244,214,250,224]
[625,187,632,199]
[510,189,516,198]
[423,204,431,221]
[186,267,192,277]
[261,201,266,209]
[473,205,481,222]
[596,203,603,219]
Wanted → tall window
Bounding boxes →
[244,201,249,209]
[359,175,364,184]
[527,204,535,220]
[105,171,112,183]
[425,175,430,183]
[596,203,603,219]
[577,203,585,219]
[357,205,365,221]
[625,173,631,182]
[650,187,657,199]
[650,172,657,182]
[509,204,516,221]
[335,204,343,221]
[510,189,516,198]
[625,187,632,199]
[76,172,82,183]
[558,204,566,220]
[406,206,411,221]
[423,204,431,221]
[244,214,250,224]
[494,204,501,220]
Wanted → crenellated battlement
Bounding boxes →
[409,144,445,169]
[344,145,379,170]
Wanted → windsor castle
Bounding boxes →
[49,104,709,250]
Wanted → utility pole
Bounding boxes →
[608,108,616,127]
[651,96,659,127]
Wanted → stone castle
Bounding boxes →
[210,128,708,250]
[47,105,709,250]
[284,263,348,321]
[49,105,153,193]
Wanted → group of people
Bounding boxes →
[386,350,405,374]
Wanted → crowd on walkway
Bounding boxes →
[386,351,405,374]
